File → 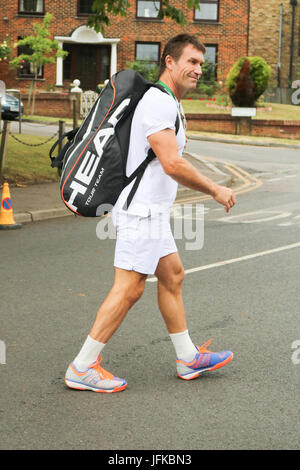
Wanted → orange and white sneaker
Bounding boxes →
[65,356,127,393]
[176,339,233,380]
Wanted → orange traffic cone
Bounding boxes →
[0,182,22,230]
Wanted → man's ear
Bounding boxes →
[165,54,174,71]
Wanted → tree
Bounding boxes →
[226,56,271,107]
[88,0,201,33]
[9,13,68,115]
[0,36,12,64]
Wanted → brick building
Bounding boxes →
[0,0,299,93]
[248,0,300,88]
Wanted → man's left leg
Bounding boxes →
[155,251,188,333]
[154,252,234,380]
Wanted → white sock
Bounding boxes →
[169,330,197,362]
[73,335,106,371]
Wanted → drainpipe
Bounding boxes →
[289,0,298,83]
[277,4,283,88]
[246,0,250,55]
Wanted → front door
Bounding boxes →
[64,44,111,90]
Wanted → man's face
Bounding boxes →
[169,44,204,96]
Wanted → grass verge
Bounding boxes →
[182,100,300,120]
[2,133,60,184]
[187,130,300,146]
[23,114,82,125]
[23,100,300,124]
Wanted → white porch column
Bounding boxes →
[110,42,117,76]
[56,41,63,86]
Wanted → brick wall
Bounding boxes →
[1,1,298,98]
[248,0,300,87]
[186,113,300,139]
[0,0,249,91]
[21,92,74,118]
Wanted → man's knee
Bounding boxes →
[172,264,185,288]
[113,272,146,306]
[127,279,145,305]
[159,263,185,293]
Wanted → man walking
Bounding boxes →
[65,34,236,393]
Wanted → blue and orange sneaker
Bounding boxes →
[65,356,127,393]
[176,339,233,380]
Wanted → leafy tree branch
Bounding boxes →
[9,13,68,114]
[87,0,201,33]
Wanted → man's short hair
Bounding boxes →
[158,34,206,77]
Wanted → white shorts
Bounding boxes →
[112,211,177,275]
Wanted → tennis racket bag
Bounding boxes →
[50,70,179,217]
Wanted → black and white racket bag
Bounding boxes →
[49,70,179,217]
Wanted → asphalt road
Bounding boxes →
[0,141,299,450]
[9,120,72,138]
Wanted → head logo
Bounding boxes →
[65,98,131,213]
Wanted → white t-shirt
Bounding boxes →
[112,86,186,217]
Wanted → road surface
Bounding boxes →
[0,140,299,450]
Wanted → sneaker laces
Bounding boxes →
[196,338,213,353]
[90,356,114,380]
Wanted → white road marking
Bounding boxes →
[277,214,300,227]
[217,210,292,224]
[267,174,298,182]
[146,241,300,282]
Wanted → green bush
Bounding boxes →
[226,56,271,107]
[126,59,159,83]
[185,62,220,99]
[185,82,221,99]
